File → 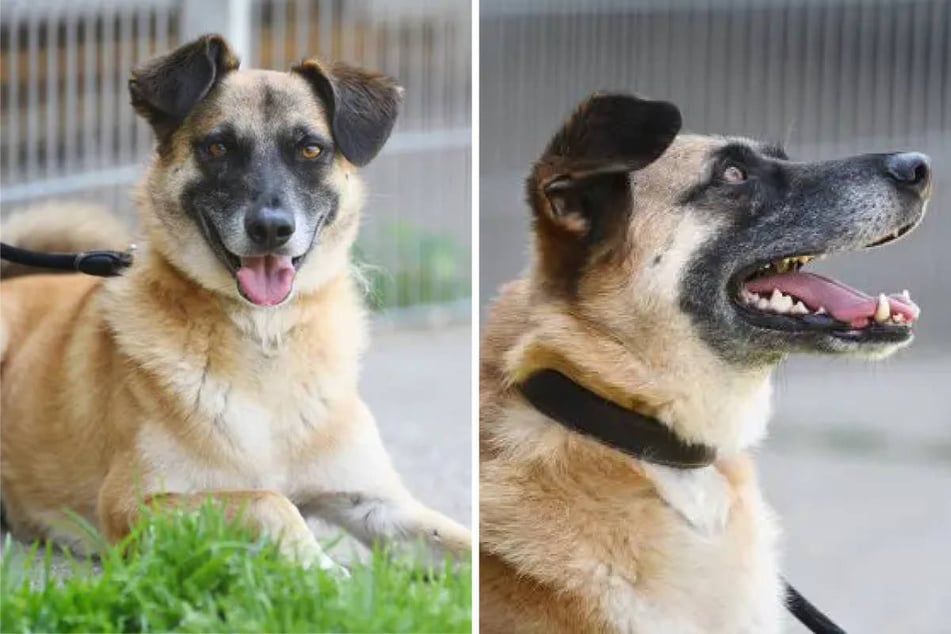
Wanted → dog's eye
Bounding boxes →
[205,140,228,159]
[299,144,322,160]
[722,165,747,183]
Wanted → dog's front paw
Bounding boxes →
[282,539,350,577]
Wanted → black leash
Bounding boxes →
[784,579,847,633]
[0,242,134,277]
[516,368,847,634]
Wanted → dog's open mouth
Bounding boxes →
[224,252,303,306]
[731,223,920,340]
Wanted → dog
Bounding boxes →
[479,93,930,632]
[0,34,470,572]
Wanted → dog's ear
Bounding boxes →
[292,59,403,167]
[129,34,239,140]
[529,93,681,237]
[527,94,681,296]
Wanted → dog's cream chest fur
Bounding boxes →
[597,464,784,634]
[102,270,361,500]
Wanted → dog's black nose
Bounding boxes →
[245,206,295,249]
[885,152,931,192]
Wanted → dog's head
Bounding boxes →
[527,93,931,368]
[129,34,401,306]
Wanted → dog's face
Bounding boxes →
[129,34,401,306]
[527,94,931,368]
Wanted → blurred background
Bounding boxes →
[481,0,949,632]
[0,0,471,550]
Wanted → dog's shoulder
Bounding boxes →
[481,278,531,369]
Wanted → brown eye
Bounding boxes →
[206,140,228,158]
[299,144,321,160]
[723,165,746,183]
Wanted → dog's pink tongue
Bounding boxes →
[744,271,919,326]
[236,255,295,306]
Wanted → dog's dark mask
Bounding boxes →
[679,142,930,365]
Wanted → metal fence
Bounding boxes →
[480,0,950,340]
[0,0,471,319]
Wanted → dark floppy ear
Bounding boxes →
[529,93,682,237]
[291,59,403,167]
[526,93,681,297]
[128,34,239,140]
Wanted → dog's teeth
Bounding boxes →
[790,301,809,315]
[893,314,906,323]
[874,293,890,322]
[902,289,911,301]
[756,297,770,310]
[816,306,827,314]
[769,289,793,313]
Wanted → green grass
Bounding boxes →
[0,506,471,633]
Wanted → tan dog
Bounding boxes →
[480,94,930,632]
[0,34,470,572]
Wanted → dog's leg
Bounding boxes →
[302,400,471,562]
[314,490,472,562]
[98,476,344,573]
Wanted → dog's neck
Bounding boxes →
[106,241,364,356]
[503,311,774,456]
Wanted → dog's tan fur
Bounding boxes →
[480,108,786,632]
[1,39,469,570]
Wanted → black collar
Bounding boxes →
[516,368,716,469]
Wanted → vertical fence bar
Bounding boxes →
[6,7,21,184]
[135,6,151,157]
[25,8,39,182]
[294,0,309,61]
[100,4,115,170]
[318,0,333,60]
[272,0,287,68]
[44,10,58,178]
[82,8,96,172]
[154,3,168,55]
[64,7,78,175]
[118,7,133,166]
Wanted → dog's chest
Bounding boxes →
[137,359,337,498]
[598,468,783,633]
